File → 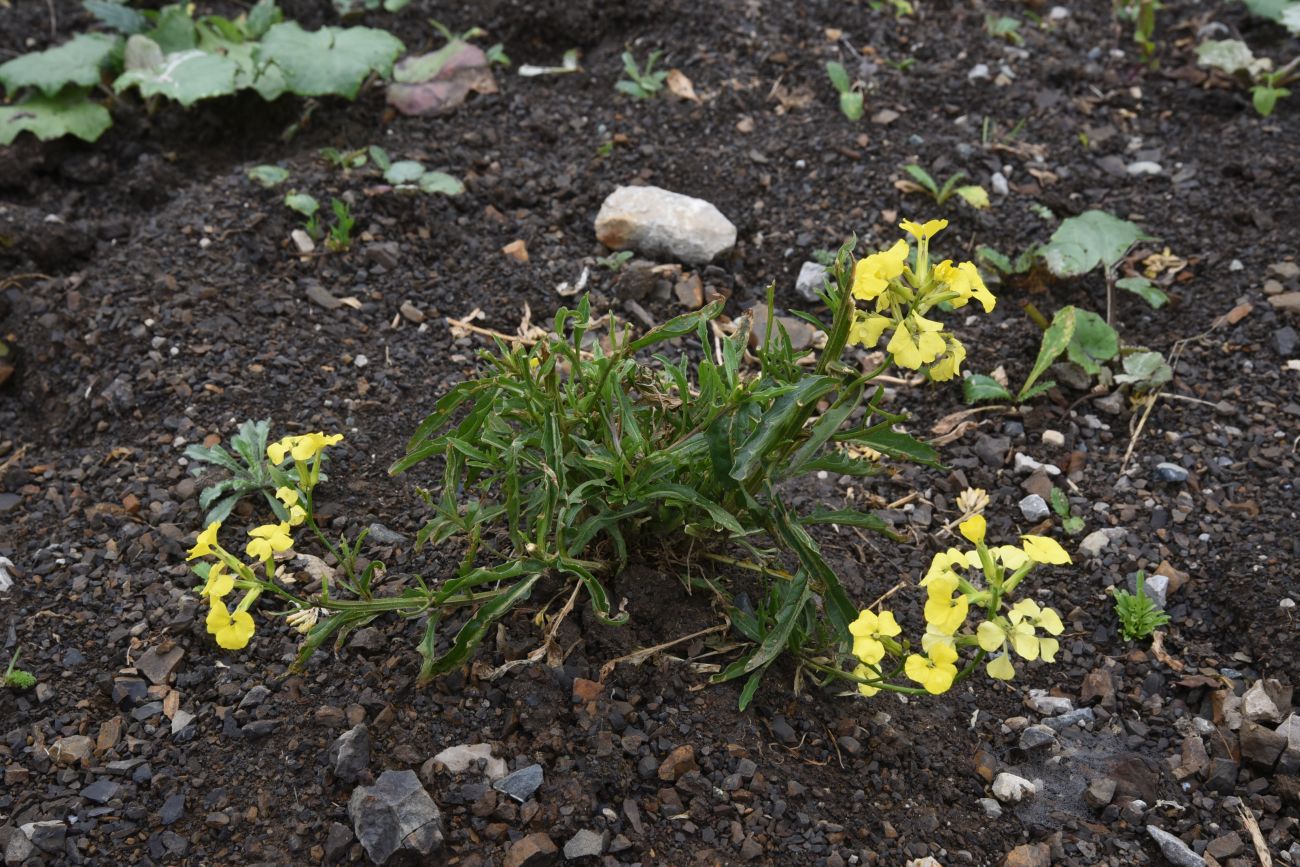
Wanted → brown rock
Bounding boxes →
[1269,291,1300,312]
[1175,734,1209,780]
[572,678,603,704]
[1205,832,1244,861]
[96,716,123,753]
[1003,842,1051,867]
[502,239,529,263]
[974,749,998,783]
[1080,668,1116,709]
[1241,720,1287,767]
[657,745,697,782]
[50,735,94,766]
[503,832,557,867]
[135,643,184,685]
[674,273,703,309]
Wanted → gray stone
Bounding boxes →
[1242,680,1282,723]
[1018,725,1058,751]
[1027,690,1074,716]
[992,772,1036,803]
[159,793,185,825]
[0,493,20,514]
[977,797,1003,818]
[1240,720,1286,767]
[324,821,355,862]
[1079,528,1123,558]
[1275,714,1300,774]
[973,435,1011,468]
[563,828,608,860]
[794,261,828,303]
[135,644,185,685]
[1084,776,1116,809]
[493,763,544,803]
[4,832,34,864]
[1204,757,1239,793]
[1044,707,1096,731]
[366,523,407,546]
[348,770,443,865]
[431,743,507,780]
[80,778,120,804]
[1274,326,1298,356]
[237,684,271,710]
[1130,572,1168,610]
[1146,826,1205,867]
[21,821,67,854]
[1154,462,1188,483]
[595,185,737,265]
[329,724,371,783]
[1018,494,1050,522]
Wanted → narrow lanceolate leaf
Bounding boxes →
[962,374,1013,405]
[418,572,540,683]
[0,90,113,145]
[0,33,120,97]
[800,508,898,538]
[852,428,941,468]
[730,376,838,482]
[767,506,856,641]
[257,22,405,100]
[1019,305,1075,401]
[745,572,810,673]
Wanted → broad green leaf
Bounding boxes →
[1252,85,1289,117]
[114,46,241,107]
[1283,4,1300,34]
[962,373,1013,404]
[146,5,199,53]
[247,164,289,188]
[383,160,425,184]
[1115,276,1169,309]
[258,22,405,100]
[853,428,941,468]
[1019,306,1076,400]
[956,185,990,209]
[418,171,464,196]
[84,0,149,34]
[977,246,1014,274]
[393,40,474,83]
[839,91,864,121]
[0,33,120,97]
[1041,211,1155,278]
[368,145,392,170]
[825,61,851,93]
[0,89,113,145]
[1114,350,1172,391]
[1066,309,1119,375]
[1195,39,1271,77]
[1240,0,1292,21]
[284,192,319,217]
[245,0,282,39]
[1049,487,1070,518]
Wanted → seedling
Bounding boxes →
[427,18,509,66]
[596,251,634,271]
[381,159,465,196]
[2,650,35,690]
[1113,571,1170,640]
[1197,39,1298,117]
[1039,210,1163,322]
[320,147,368,172]
[184,419,302,523]
[285,192,322,240]
[616,49,668,99]
[963,305,1120,404]
[825,61,864,121]
[900,164,989,209]
[326,198,355,252]
[868,0,914,15]
[985,14,1024,45]
[1049,488,1085,535]
[1115,0,1160,66]
[977,244,1039,277]
[247,165,290,188]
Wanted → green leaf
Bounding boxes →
[1114,350,1172,391]
[1252,85,1289,117]
[0,89,113,145]
[1018,380,1056,402]
[114,41,241,107]
[1019,306,1076,400]
[245,0,282,39]
[419,573,540,683]
[746,572,810,673]
[247,164,290,188]
[368,144,392,170]
[903,164,938,194]
[383,160,425,184]
[956,185,990,209]
[766,505,856,640]
[1240,0,1292,21]
[0,33,120,97]
[738,666,767,711]
[825,60,851,93]
[1066,309,1119,375]
[627,300,724,352]
[1115,276,1169,309]
[730,376,838,482]
[962,373,1013,404]
[800,508,896,536]
[84,0,149,34]
[258,22,405,100]
[977,246,1014,275]
[1049,487,1071,518]
[1041,211,1155,278]
[853,428,941,468]
[417,171,465,196]
[839,91,864,121]
[392,39,470,83]
[640,483,746,535]
[792,451,879,477]
[284,192,320,217]
[1196,39,1264,76]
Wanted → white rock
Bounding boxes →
[968,63,991,81]
[1126,161,1163,176]
[432,743,507,780]
[795,261,829,303]
[1041,430,1065,447]
[595,185,737,265]
[1049,6,1070,19]
[991,171,1009,196]
[1014,453,1061,475]
[1242,680,1282,724]
[992,772,1036,803]
[1079,528,1124,558]
[1028,689,1074,716]
[1019,494,1051,522]
[977,797,1003,818]
[0,556,13,593]
[1147,826,1205,867]
[291,229,315,254]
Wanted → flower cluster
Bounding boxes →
[184,431,343,650]
[840,492,1071,697]
[847,219,996,381]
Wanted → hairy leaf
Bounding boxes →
[258,22,404,100]
[962,373,1012,405]
[0,33,120,97]
[0,89,112,145]
[1041,211,1155,278]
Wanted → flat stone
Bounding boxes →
[1243,679,1282,723]
[795,261,829,303]
[492,763,543,803]
[159,792,185,825]
[49,735,94,766]
[1154,462,1188,483]
[1027,690,1074,716]
[80,778,120,804]
[1268,292,1300,312]
[1018,725,1058,751]
[1079,528,1124,558]
[1130,572,1169,610]
[1146,826,1205,867]
[20,821,66,854]
[1080,669,1116,708]
[1084,776,1116,809]
[348,770,444,865]
[365,523,407,546]
[992,772,1036,803]
[1240,720,1287,767]
[135,644,184,685]
[1205,832,1244,861]
[503,832,558,867]
[0,493,20,513]
[328,724,371,783]
[432,743,506,780]
[595,185,736,265]
[563,828,608,860]
[657,744,698,782]
[1044,707,1096,731]
[1003,842,1051,867]
[1274,326,1298,356]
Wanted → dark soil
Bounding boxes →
[2,0,1299,865]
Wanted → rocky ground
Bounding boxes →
[2,0,1300,864]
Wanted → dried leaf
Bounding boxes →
[1214,302,1252,326]
[1149,630,1185,672]
[163,688,180,719]
[666,69,700,102]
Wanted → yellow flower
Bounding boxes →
[199,562,234,600]
[275,486,307,527]
[268,432,343,465]
[187,521,222,561]
[977,619,1009,652]
[1021,535,1071,565]
[848,609,902,665]
[934,260,997,313]
[959,514,986,545]
[851,239,909,301]
[206,599,255,650]
[852,663,881,697]
[921,549,967,587]
[1008,599,1064,661]
[921,624,957,654]
[923,574,969,634]
[899,218,948,242]
[928,336,966,382]
[246,522,293,562]
[905,643,959,694]
[847,313,892,348]
[986,653,1016,680]
[887,312,946,369]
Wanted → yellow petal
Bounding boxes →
[958,261,996,312]
[959,514,986,544]
[1038,607,1065,635]
[849,610,878,637]
[847,313,891,347]
[987,653,1016,680]
[1021,535,1071,565]
[853,636,886,665]
[876,610,902,637]
[977,620,1006,652]
[899,218,948,241]
[1038,637,1060,663]
[852,263,889,301]
[1009,625,1040,660]
[887,326,923,369]
[206,599,230,636]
